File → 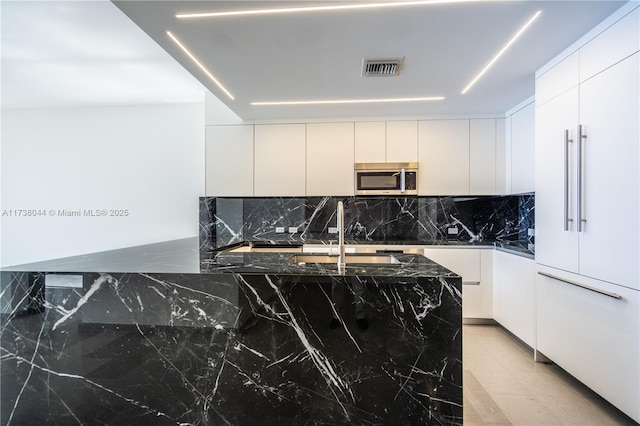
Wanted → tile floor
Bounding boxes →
[463,324,637,426]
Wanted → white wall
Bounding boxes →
[1,103,204,266]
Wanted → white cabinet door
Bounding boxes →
[536,266,640,423]
[536,51,580,106]
[479,250,494,319]
[579,7,640,84]
[510,102,535,193]
[306,122,355,196]
[386,121,418,162]
[423,248,481,283]
[355,121,385,163]
[418,120,470,195]
[495,118,507,195]
[423,248,492,319]
[493,251,535,347]
[254,124,306,196]
[205,125,254,196]
[535,87,580,274]
[504,116,513,194]
[578,54,639,289]
[354,121,418,163]
[469,119,496,195]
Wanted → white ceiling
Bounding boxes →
[0,0,207,110]
[113,0,630,120]
[1,1,631,119]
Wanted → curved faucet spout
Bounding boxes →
[337,201,345,273]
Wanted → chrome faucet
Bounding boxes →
[337,200,345,273]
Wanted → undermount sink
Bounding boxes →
[287,253,400,265]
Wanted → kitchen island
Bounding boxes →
[1,248,462,425]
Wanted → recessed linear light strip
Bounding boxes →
[462,10,542,95]
[176,0,482,19]
[251,97,445,106]
[166,31,234,100]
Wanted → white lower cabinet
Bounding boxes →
[478,250,494,319]
[536,265,640,423]
[423,248,493,319]
[493,250,535,347]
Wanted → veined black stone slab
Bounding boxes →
[1,254,462,425]
[199,195,534,255]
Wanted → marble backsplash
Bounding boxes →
[199,194,534,251]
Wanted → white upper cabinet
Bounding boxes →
[510,102,535,194]
[205,118,507,197]
[495,118,507,195]
[306,122,355,196]
[354,121,418,163]
[504,116,513,194]
[579,8,640,83]
[469,119,496,195]
[354,122,385,163]
[536,51,580,106]
[418,119,470,195]
[205,125,254,196]
[254,124,306,196]
[386,121,418,162]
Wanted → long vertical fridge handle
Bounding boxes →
[577,125,586,232]
[564,130,573,231]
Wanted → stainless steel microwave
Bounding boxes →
[355,162,418,195]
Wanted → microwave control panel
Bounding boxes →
[405,172,417,190]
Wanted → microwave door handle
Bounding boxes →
[400,169,406,193]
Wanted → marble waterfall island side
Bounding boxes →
[0,252,462,425]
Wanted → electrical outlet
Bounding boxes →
[275,227,285,234]
[447,227,459,235]
[288,226,298,234]
[528,228,535,237]
[328,227,338,234]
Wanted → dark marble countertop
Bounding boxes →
[211,238,534,259]
[202,251,459,279]
[216,238,528,247]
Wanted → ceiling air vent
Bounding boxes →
[362,58,403,77]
